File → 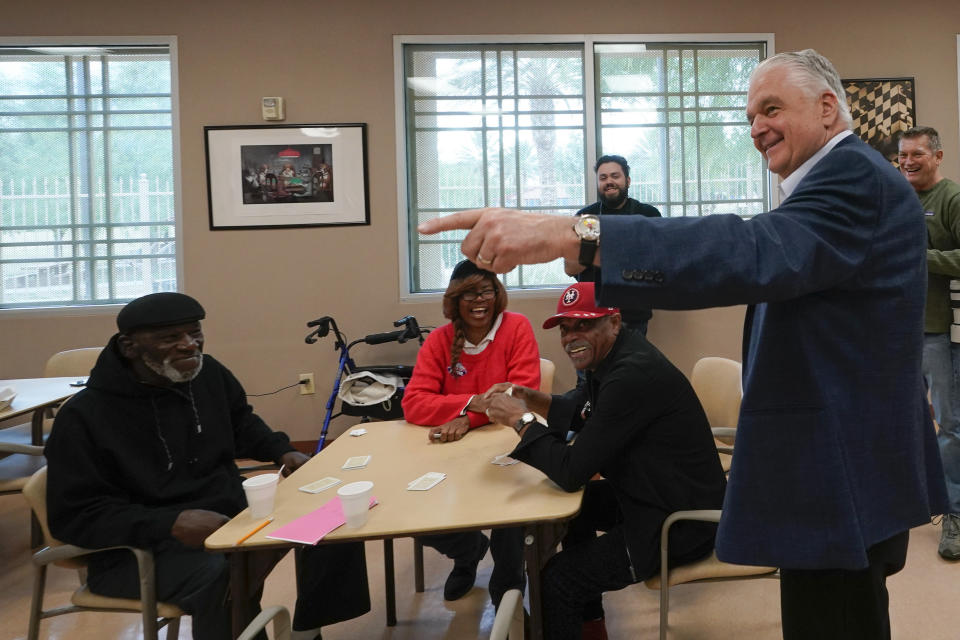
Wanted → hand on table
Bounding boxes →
[171,509,230,548]
[279,450,310,476]
[428,415,470,443]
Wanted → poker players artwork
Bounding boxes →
[841,77,917,167]
[205,123,370,230]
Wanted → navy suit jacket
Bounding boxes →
[597,135,948,570]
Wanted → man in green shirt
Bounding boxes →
[899,125,960,559]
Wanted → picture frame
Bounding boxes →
[204,123,369,230]
[841,77,916,165]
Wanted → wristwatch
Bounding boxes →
[574,214,600,267]
[515,411,537,434]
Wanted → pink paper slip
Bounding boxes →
[266,495,378,544]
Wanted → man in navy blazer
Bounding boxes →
[420,49,947,639]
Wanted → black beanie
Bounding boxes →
[450,259,494,283]
[116,292,206,333]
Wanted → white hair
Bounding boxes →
[752,49,852,128]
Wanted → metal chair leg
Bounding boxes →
[165,616,181,639]
[27,563,46,640]
[383,540,396,626]
[414,538,425,592]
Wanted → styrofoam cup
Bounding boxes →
[338,481,374,528]
[243,473,279,519]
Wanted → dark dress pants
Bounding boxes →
[88,540,370,639]
[555,479,713,635]
[88,538,240,640]
[779,530,910,640]
[418,526,525,605]
[542,525,637,640]
[560,480,625,621]
[293,542,370,630]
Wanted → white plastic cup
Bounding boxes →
[242,473,279,519]
[337,481,374,528]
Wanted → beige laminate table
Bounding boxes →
[0,377,83,546]
[206,419,584,639]
[0,377,83,450]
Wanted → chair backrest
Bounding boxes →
[22,466,58,546]
[690,357,741,430]
[44,348,103,378]
[539,358,555,395]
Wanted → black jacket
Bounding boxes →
[45,335,295,550]
[510,330,726,576]
[575,198,661,324]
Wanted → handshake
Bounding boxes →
[427,383,550,443]
[478,383,534,425]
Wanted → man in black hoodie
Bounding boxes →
[44,292,369,640]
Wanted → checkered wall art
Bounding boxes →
[842,77,917,166]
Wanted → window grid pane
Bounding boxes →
[405,44,585,292]
[595,42,768,219]
[0,45,176,308]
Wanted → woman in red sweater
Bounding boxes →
[402,259,540,605]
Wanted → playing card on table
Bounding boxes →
[298,476,342,493]
[350,428,367,436]
[492,453,520,466]
[407,471,446,491]
[342,455,371,470]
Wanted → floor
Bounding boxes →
[1,491,956,639]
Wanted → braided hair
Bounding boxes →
[441,272,508,375]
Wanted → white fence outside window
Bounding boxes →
[1,173,176,305]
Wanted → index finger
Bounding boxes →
[417,209,485,235]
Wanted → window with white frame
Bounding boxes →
[399,37,769,294]
[0,42,177,309]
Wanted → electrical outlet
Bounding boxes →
[299,373,315,395]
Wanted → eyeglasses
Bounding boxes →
[461,288,496,302]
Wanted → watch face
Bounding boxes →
[575,215,600,241]
[521,412,536,424]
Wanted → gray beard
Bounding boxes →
[142,353,203,383]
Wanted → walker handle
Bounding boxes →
[363,330,406,345]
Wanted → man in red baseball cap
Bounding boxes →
[542,282,622,373]
[543,282,621,328]
[485,281,726,640]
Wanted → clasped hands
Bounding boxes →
[427,383,546,443]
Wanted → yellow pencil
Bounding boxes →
[236,517,273,545]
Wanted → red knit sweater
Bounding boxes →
[402,311,541,428]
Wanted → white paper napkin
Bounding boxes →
[0,386,16,411]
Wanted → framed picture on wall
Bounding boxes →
[841,77,916,165]
[204,123,370,229]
